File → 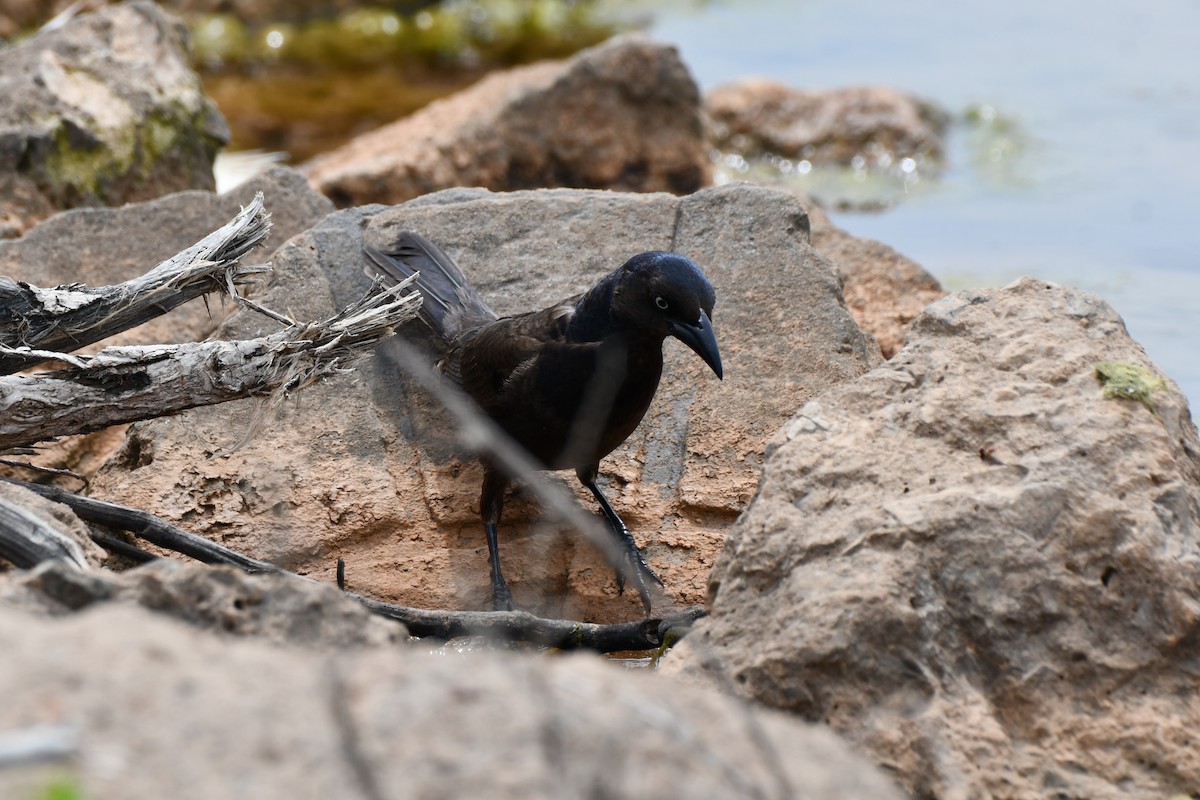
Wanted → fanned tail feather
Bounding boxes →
[364,231,498,342]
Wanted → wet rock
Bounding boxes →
[706,78,948,168]
[90,182,879,621]
[0,1,228,238]
[304,35,711,207]
[0,559,403,647]
[0,601,904,799]
[663,277,1200,799]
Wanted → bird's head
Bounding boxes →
[615,252,723,380]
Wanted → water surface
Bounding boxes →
[649,0,1200,408]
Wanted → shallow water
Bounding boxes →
[648,0,1200,410]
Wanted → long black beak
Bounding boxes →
[670,309,723,379]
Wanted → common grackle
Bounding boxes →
[365,233,722,613]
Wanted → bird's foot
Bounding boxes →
[614,548,664,589]
[491,581,515,612]
[614,549,663,614]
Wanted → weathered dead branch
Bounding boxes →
[9,479,281,574]
[5,478,703,653]
[0,193,272,375]
[0,276,420,451]
[353,596,705,651]
[0,492,91,570]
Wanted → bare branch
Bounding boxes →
[6,478,701,653]
[0,492,90,570]
[0,277,420,451]
[350,596,705,651]
[7,478,281,574]
[0,193,272,374]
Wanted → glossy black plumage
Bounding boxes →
[365,232,722,612]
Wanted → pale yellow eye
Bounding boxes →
[655,296,669,310]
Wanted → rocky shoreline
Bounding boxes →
[1,4,1196,799]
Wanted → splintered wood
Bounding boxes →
[0,194,421,452]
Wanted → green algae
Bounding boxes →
[1095,360,1166,414]
[190,2,625,71]
[40,101,221,202]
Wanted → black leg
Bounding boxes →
[481,468,515,612]
[483,521,514,611]
[578,466,663,614]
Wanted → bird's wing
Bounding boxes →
[365,232,498,342]
[456,302,588,410]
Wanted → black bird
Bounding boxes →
[365,233,723,613]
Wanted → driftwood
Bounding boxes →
[8,479,281,574]
[6,478,704,653]
[355,596,705,651]
[0,194,271,375]
[0,191,421,451]
[0,492,91,570]
[0,275,421,451]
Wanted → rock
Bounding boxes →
[304,35,711,208]
[0,1,228,238]
[706,78,949,168]
[662,277,1200,799]
[0,601,903,799]
[0,558,403,647]
[810,219,947,358]
[89,183,879,621]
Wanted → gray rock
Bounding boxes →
[0,559,404,647]
[90,183,879,621]
[662,277,1200,799]
[0,601,904,799]
[0,1,227,238]
[304,35,711,207]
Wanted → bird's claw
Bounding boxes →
[613,549,663,613]
[492,582,515,612]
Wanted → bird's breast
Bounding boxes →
[481,337,664,470]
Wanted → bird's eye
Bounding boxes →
[654,296,669,310]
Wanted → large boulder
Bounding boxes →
[89,183,880,621]
[303,35,711,208]
[0,601,903,799]
[0,1,228,238]
[662,278,1200,799]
